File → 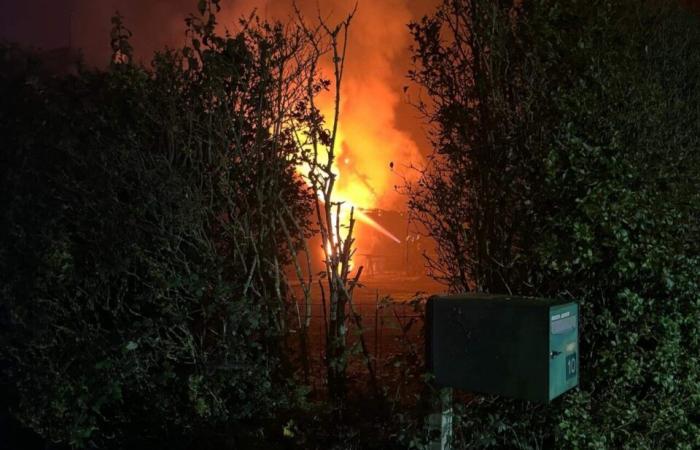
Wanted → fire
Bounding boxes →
[294,93,406,240]
[295,116,403,259]
[285,0,429,267]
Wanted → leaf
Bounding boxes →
[283,420,295,438]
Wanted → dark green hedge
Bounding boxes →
[0,12,312,449]
[408,1,700,448]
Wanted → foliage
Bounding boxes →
[0,4,316,448]
[407,0,700,448]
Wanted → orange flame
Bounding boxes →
[286,0,429,264]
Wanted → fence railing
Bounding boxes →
[285,293,428,392]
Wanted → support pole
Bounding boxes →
[426,387,453,450]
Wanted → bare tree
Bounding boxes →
[288,2,381,400]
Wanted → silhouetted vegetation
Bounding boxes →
[407,0,700,447]
[0,4,317,448]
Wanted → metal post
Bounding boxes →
[426,387,453,450]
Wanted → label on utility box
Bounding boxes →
[551,315,577,334]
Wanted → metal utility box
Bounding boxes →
[426,294,579,402]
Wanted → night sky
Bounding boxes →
[0,0,73,49]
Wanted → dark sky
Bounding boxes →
[1,0,438,64]
[0,0,209,64]
[0,0,73,49]
[3,0,700,55]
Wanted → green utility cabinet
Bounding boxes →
[426,294,579,402]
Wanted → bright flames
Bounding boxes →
[220,0,429,268]
[308,120,403,245]
[295,112,404,268]
[288,0,426,268]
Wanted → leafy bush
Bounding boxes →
[0,6,314,449]
[408,0,700,448]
